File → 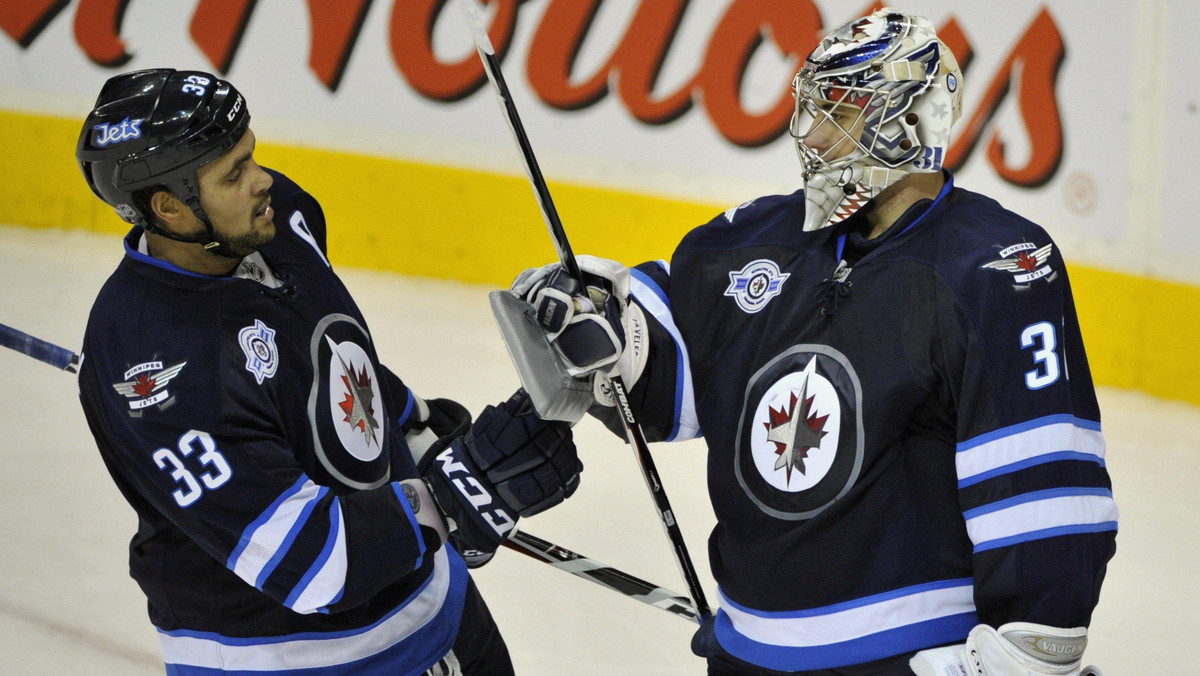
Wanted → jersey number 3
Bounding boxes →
[1021,321,1061,390]
[153,430,233,508]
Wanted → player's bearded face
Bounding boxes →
[196,129,276,256]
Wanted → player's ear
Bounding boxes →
[150,190,190,232]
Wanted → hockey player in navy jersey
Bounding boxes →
[498,9,1115,675]
[74,69,583,675]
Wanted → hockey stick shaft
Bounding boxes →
[457,0,711,622]
[504,530,698,623]
[1,323,697,622]
[0,322,80,372]
[454,1,580,282]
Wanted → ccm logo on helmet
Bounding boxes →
[227,94,243,122]
[434,446,516,536]
[93,117,143,146]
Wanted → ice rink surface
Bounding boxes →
[1,225,1196,674]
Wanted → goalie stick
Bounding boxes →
[456,0,712,623]
[0,320,698,622]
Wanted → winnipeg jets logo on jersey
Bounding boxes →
[238,319,278,384]
[309,315,390,490]
[736,345,863,520]
[762,359,834,487]
[754,356,840,492]
[111,360,187,415]
[326,336,383,459]
[725,259,790,313]
[980,242,1057,290]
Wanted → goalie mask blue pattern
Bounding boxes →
[791,8,962,230]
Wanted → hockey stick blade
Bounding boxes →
[0,322,80,372]
[5,325,699,623]
[456,0,712,622]
[505,531,698,623]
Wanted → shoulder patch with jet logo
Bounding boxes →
[725,259,790,313]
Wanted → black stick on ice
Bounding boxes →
[0,322,699,622]
[456,0,712,623]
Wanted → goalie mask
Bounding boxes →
[791,8,963,231]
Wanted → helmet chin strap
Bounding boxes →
[141,208,246,260]
[802,163,908,231]
[200,237,247,260]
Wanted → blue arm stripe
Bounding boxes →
[255,485,328,590]
[962,486,1113,520]
[396,387,415,428]
[957,451,1106,489]
[284,497,343,612]
[957,414,1102,452]
[227,475,309,569]
[973,522,1118,554]
[631,264,686,441]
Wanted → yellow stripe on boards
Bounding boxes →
[2,109,1196,407]
[0,110,117,234]
[252,142,714,287]
[1070,267,1200,408]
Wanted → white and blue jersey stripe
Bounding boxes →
[161,547,467,675]
[714,579,977,671]
[957,416,1118,554]
[956,414,1106,488]
[227,477,345,613]
[630,262,701,442]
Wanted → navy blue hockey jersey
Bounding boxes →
[77,170,467,675]
[615,174,1117,672]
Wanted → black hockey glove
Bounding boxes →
[419,389,581,567]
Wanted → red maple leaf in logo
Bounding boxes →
[132,374,156,398]
[1015,252,1038,271]
[338,362,377,436]
[764,390,830,482]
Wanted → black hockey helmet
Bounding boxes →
[76,68,250,248]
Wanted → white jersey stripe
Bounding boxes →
[631,264,700,441]
[965,489,1118,552]
[229,478,325,589]
[226,476,306,568]
[161,547,453,670]
[956,417,1104,484]
[285,497,348,614]
[717,578,975,647]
